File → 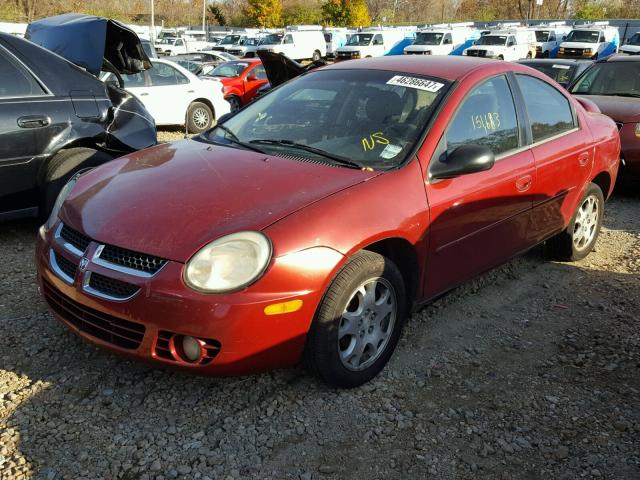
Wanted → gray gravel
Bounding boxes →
[0,187,638,479]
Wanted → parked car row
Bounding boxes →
[1,13,636,389]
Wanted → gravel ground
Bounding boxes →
[1,185,638,480]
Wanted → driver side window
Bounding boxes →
[441,75,519,157]
[284,34,293,44]
[507,37,515,47]
[373,34,384,45]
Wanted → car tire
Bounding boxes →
[304,250,407,388]
[547,183,604,262]
[228,96,242,113]
[312,50,321,62]
[526,52,532,58]
[39,148,113,221]
[187,101,213,134]
[498,55,504,60]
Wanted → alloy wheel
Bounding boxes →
[338,277,396,371]
[573,194,599,251]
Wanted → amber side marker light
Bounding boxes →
[264,299,303,315]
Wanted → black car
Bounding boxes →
[516,58,593,89]
[0,14,156,221]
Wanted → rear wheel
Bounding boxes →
[304,251,407,388]
[40,148,113,220]
[547,183,604,261]
[526,51,532,58]
[187,101,213,134]
[498,54,504,60]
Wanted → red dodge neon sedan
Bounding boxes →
[36,56,620,387]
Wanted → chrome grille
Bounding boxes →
[99,244,167,275]
[54,252,77,280]
[466,49,486,57]
[59,225,91,254]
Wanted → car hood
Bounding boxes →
[575,95,640,123]
[26,13,151,76]
[257,50,326,87]
[60,139,379,262]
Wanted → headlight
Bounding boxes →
[486,50,495,56]
[559,47,565,53]
[44,175,78,231]
[184,231,272,293]
[635,123,640,139]
[583,48,592,55]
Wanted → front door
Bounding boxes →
[423,74,536,298]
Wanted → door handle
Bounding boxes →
[578,152,590,166]
[187,90,195,93]
[515,175,533,192]
[139,93,149,96]
[17,115,50,128]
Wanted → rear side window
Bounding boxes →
[0,48,45,98]
[149,62,188,86]
[516,74,575,143]
[443,75,519,156]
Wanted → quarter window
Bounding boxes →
[442,75,519,157]
[0,49,45,98]
[516,74,575,143]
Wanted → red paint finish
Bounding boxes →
[37,58,620,376]
[211,58,268,106]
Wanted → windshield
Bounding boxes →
[202,69,450,170]
[208,61,249,78]
[628,33,640,46]
[158,38,176,45]
[415,32,443,45]
[218,52,237,60]
[476,35,507,46]
[243,37,261,46]
[347,34,373,46]
[565,30,600,43]
[528,63,576,85]
[173,60,201,74]
[570,62,640,97]
[535,31,550,42]
[221,35,241,45]
[263,34,283,45]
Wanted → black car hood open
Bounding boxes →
[26,13,151,76]
[257,50,326,87]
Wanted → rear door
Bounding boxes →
[0,46,54,214]
[513,73,592,243]
[142,62,192,125]
[424,74,536,298]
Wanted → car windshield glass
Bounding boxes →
[221,35,241,45]
[208,61,248,78]
[347,34,373,46]
[158,38,176,45]
[263,34,283,44]
[415,32,443,45]
[535,31,550,42]
[565,30,600,43]
[244,38,261,46]
[476,35,506,46]
[570,62,640,96]
[202,69,450,170]
[628,33,640,45]
[218,52,236,60]
[529,63,576,85]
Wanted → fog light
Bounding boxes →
[182,336,202,362]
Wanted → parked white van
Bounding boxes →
[530,22,572,58]
[155,37,208,56]
[404,22,479,56]
[463,28,534,61]
[620,32,640,55]
[324,28,349,58]
[558,22,620,60]
[256,26,326,61]
[335,29,407,60]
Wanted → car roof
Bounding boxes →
[602,54,640,62]
[324,56,507,82]
[517,59,593,66]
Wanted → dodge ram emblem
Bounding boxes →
[79,258,89,272]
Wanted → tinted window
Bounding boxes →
[0,49,45,98]
[517,75,575,142]
[444,75,519,156]
[149,62,188,86]
[570,62,640,97]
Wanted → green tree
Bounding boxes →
[321,0,350,26]
[282,4,323,25]
[574,1,606,19]
[244,0,282,27]
[208,4,227,26]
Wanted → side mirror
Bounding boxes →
[246,74,257,81]
[430,144,495,180]
[472,40,477,45]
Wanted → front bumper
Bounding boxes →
[36,222,342,375]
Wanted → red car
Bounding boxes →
[204,58,268,112]
[36,56,620,387]
[570,55,640,179]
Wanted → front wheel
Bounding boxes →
[227,96,242,113]
[312,50,321,62]
[498,55,504,60]
[547,183,604,261]
[304,251,407,388]
[526,51,532,58]
[187,101,213,134]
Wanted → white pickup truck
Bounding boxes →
[463,29,534,61]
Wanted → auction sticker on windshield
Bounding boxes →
[386,76,444,92]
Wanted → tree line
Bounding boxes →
[1,0,638,27]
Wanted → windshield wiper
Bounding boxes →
[249,139,364,169]
[209,125,266,153]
